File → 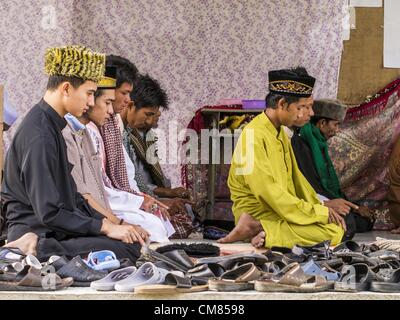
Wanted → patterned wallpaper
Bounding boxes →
[0,0,345,186]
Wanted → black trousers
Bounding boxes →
[36,236,141,263]
[342,211,374,242]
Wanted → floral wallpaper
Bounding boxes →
[0,0,346,186]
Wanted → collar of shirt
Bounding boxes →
[259,112,285,141]
[64,113,86,132]
[39,99,67,130]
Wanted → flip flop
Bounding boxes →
[90,266,137,291]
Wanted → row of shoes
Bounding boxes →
[1,239,400,294]
[117,239,400,294]
[0,243,219,292]
[0,248,136,291]
[203,240,400,293]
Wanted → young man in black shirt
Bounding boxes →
[1,46,142,262]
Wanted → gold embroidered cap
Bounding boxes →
[97,66,117,89]
[268,68,316,97]
[44,45,106,82]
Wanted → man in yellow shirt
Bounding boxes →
[219,67,346,249]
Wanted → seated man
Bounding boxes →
[62,66,172,243]
[297,100,374,237]
[219,67,346,249]
[120,79,189,200]
[100,57,193,239]
[120,75,195,226]
[1,46,142,262]
[290,99,374,239]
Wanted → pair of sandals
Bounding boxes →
[193,253,269,292]
[93,262,169,292]
[208,262,263,292]
[0,252,73,291]
[254,262,333,293]
[91,262,204,293]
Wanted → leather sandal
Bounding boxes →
[208,262,263,292]
[0,265,73,291]
[254,262,333,293]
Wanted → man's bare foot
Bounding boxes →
[217,213,263,244]
[4,232,38,256]
[391,227,400,234]
[251,231,266,249]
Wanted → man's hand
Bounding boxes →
[101,219,149,245]
[324,198,359,216]
[354,206,375,221]
[140,194,171,220]
[328,208,347,231]
[161,198,193,215]
[131,224,150,244]
[141,194,157,212]
[170,187,190,199]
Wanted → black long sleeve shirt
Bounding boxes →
[1,99,103,241]
[291,129,337,200]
